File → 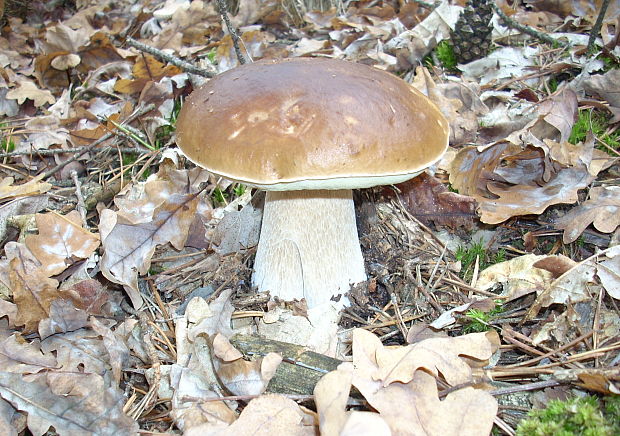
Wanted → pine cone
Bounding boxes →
[451,0,494,64]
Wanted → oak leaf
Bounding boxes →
[25,211,100,277]
[5,80,55,107]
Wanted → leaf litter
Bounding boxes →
[0,0,619,435]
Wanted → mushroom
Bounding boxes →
[176,58,448,308]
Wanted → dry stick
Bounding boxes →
[216,0,247,65]
[40,104,155,180]
[124,37,214,78]
[587,0,611,52]
[490,379,564,397]
[70,170,88,228]
[0,146,149,159]
[490,2,568,48]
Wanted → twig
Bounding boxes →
[216,0,247,65]
[0,146,150,159]
[490,379,564,396]
[491,2,568,47]
[587,0,611,52]
[41,104,155,180]
[411,0,436,9]
[70,170,88,228]
[124,37,214,78]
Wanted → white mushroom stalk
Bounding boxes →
[252,189,365,307]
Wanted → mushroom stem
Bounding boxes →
[252,189,366,308]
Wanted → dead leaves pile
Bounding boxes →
[169,291,500,436]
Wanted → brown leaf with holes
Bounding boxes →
[25,211,100,277]
[554,186,620,243]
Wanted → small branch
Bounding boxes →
[41,104,155,180]
[216,0,247,65]
[411,0,437,9]
[587,0,611,52]
[71,170,88,228]
[491,2,568,47]
[124,37,214,78]
[0,146,150,159]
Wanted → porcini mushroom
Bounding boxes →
[176,58,448,308]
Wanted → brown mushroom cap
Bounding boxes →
[176,57,449,190]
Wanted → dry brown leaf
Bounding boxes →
[411,66,486,145]
[38,299,89,340]
[477,254,563,300]
[100,167,210,307]
[25,211,100,277]
[395,172,477,230]
[538,89,578,143]
[188,289,235,341]
[341,411,391,436]
[0,333,57,374]
[212,333,244,362]
[319,329,498,436]
[0,371,138,436]
[5,79,55,107]
[583,69,620,121]
[185,394,316,436]
[555,186,620,243]
[0,176,51,201]
[215,351,282,396]
[372,370,497,436]
[525,249,607,320]
[597,245,620,300]
[314,365,352,436]
[8,249,60,333]
[114,55,182,94]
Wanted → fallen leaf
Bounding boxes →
[100,167,209,307]
[395,172,477,230]
[185,394,316,436]
[0,333,57,374]
[597,245,620,300]
[555,186,620,243]
[114,55,182,94]
[25,211,100,277]
[5,80,55,107]
[0,371,137,436]
[0,176,51,201]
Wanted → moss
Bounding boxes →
[569,110,619,156]
[516,396,619,436]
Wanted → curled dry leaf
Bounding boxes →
[450,139,613,224]
[314,329,498,436]
[314,364,353,436]
[554,186,620,243]
[597,245,620,300]
[114,55,182,94]
[395,172,477,230]
[477,254,569,300]
[0,333,57,374]
[25,211,100,277]
[524,248,615,320]
[100,167,210,308]
[0,176,51,201]
[185,394,316,436]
